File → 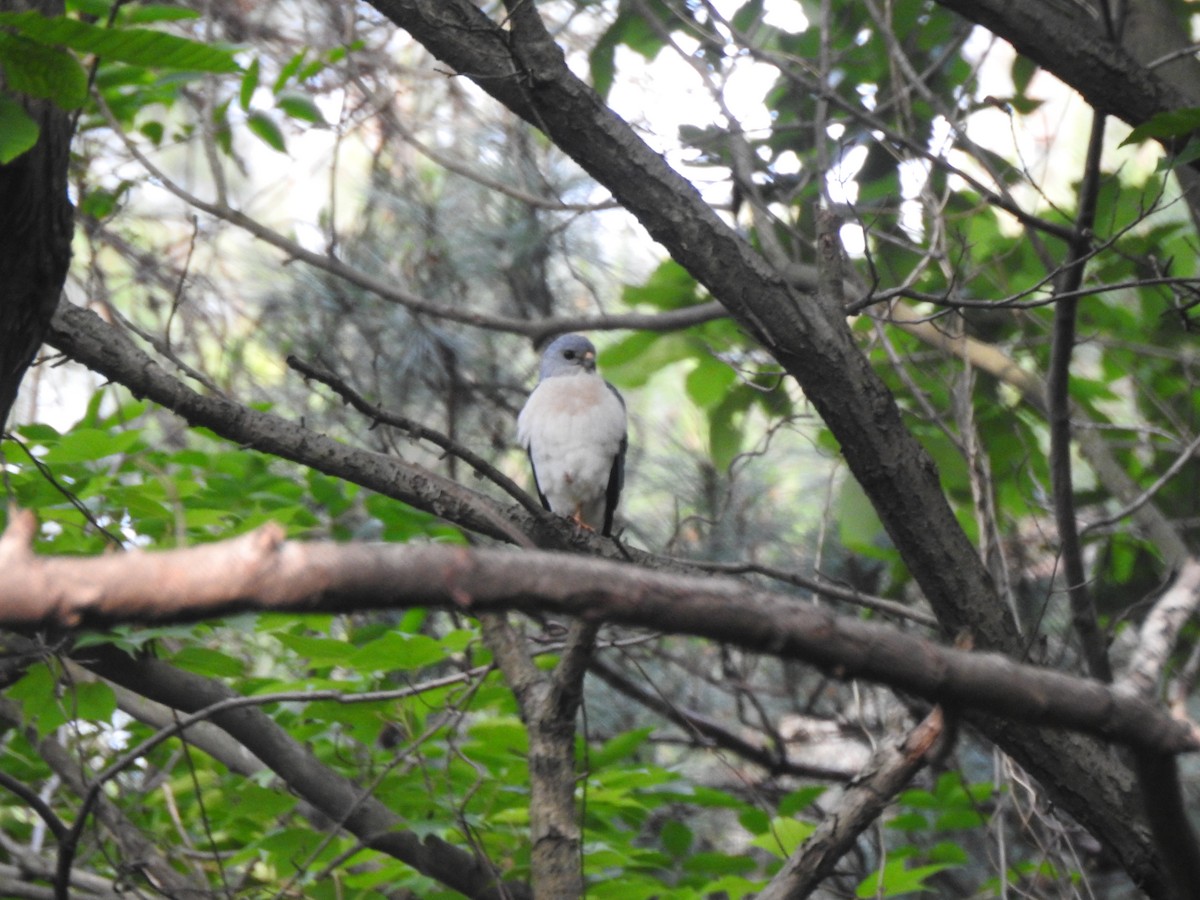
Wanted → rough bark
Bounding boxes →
[0,513,1195,758]
[0,0,74,426]
[757,709,945,900]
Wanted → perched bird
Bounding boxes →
[517,334,627,535]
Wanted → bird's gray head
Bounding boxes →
[539,333,598,380]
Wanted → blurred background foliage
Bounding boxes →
[1,0,1198,896]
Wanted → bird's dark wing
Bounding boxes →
[526,449,551,512]
[602,434,627,536]
[602,381,627,536]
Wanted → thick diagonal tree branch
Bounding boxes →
[0,697,207,899]
[930,0,1193,133]
[70,643,528,900]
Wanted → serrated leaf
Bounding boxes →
[247,109,286,152]
[5,664,66,738]
[0,95,39,163]
[72,681,117,722]
[347,633,444,671]
[749,817,816,858]
[856,858,956,897]
[0,11,239,73]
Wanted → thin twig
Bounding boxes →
[1046,109,1111,682]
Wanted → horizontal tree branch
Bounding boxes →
[2,510,1196,757]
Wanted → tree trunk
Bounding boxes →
[0,0,74,426]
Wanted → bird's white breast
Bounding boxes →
[517,374,626,513]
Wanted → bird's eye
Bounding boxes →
[563,350,576,360]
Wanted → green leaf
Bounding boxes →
[731,0,765,32]
[886,811,929,830]
[750,817,816,858]
[274,49,306,92]
[0,10,239,73]
[685,354,737,409]
[247,109,286,152]
[276,90,324,124]
[935,808,985,830]
[72,681,117,722]
[738,807,769,835]
[239,57,259,112]
[660,820,693,856]
[1156,135,1200,171]
[592,727,654,767]
[601,332,694,389]
[5,664,67,738]
[1120,107,1200,146]
[138,120,163,144]
[837,476,890,559]
[276,632,348,666]
[706,384,755,471]
[42,427,141,463]
[623,259,701,310]
[173,647,246,678]
[0,95,39,163]
[856,858,956,897]
[1011,55,1038,95]
[0,33,88,108]
[778,786,826,816]
[347,633,444,671]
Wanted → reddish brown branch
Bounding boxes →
[1,513,1196,756]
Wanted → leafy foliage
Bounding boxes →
[1,0,1199,897]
